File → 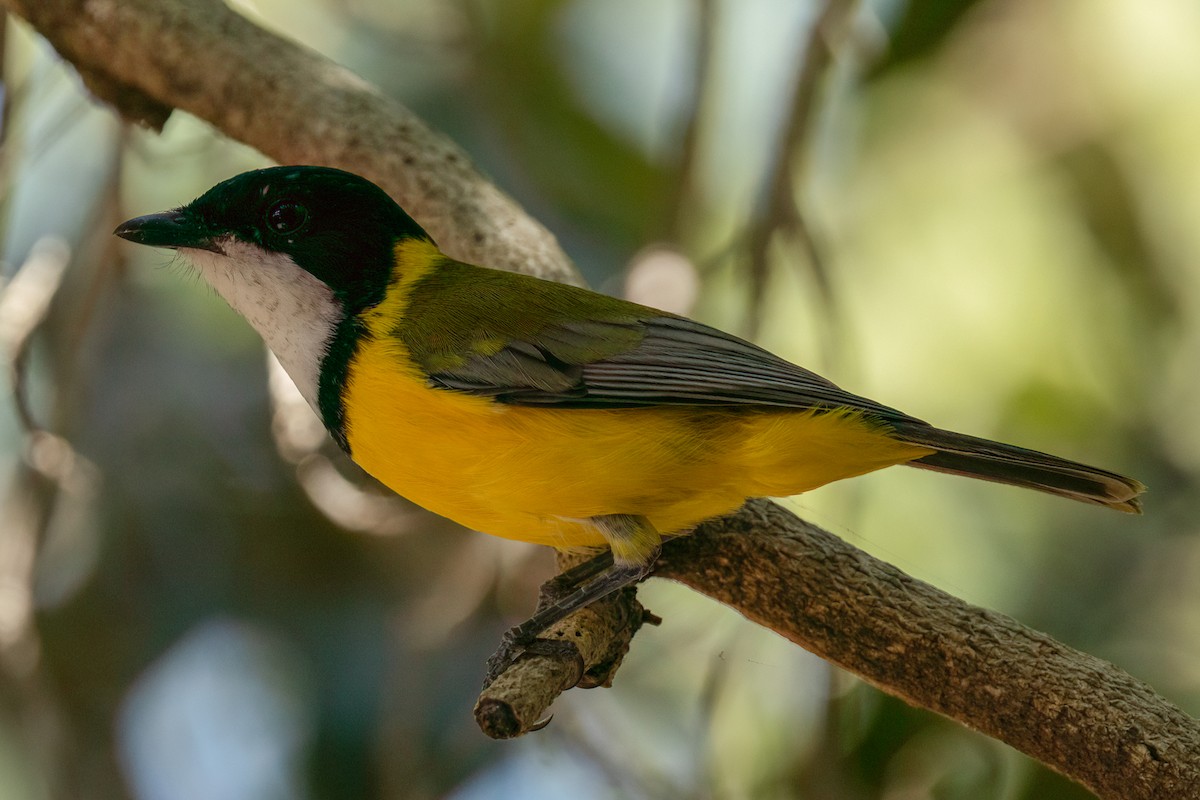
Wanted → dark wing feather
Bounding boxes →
[425,312,920,425]
[434,339,583,395]
[403,264,1145,513]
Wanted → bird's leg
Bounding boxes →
[535,549,614,608]
[483,514,660,687]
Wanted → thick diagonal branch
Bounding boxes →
[6,0,1198,796]
[6,0,577,284]
[660,500,1200,800]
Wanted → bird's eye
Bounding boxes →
[266,200,308,236]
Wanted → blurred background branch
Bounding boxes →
[742,0,854,340]
[0,0,1195,798]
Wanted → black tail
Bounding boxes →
[891,423,1145,513]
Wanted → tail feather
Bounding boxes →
[892,424,1145,513]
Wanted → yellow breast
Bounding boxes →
[339,241,931,548]
[340,334,930,549]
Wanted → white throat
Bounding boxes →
[180,239,343,411]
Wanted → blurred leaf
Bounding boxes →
[466,0,670,248]
[869,0,989,78]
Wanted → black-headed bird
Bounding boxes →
[115,166,1144,678]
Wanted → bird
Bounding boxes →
[114,165,1145,678]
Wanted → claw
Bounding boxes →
[528,714,554,732]
[482,543,657,689]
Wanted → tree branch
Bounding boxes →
[8,0,1198,796]
[475,550,653,739]
[660,500,1200,800]
[743,0,853,339]
[6,0,578,284]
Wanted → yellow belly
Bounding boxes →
[341,338,932,549]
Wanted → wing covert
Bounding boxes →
[420,304,918,425]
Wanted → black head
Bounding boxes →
[115,166,431,312]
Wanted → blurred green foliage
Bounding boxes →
[0,0,1197,798]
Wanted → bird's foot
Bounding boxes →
[483,627,584,689]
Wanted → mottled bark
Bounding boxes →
[659,501,1200,800]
